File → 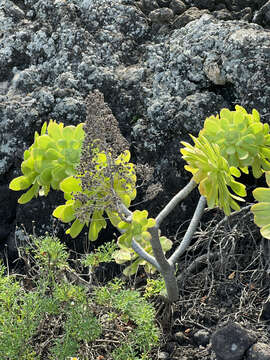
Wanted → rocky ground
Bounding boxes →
[153,208,270,359]
[1,0,270,359]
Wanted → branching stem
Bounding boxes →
[156,179,197,226]
[169,196,206,266]
[131,239,161,272]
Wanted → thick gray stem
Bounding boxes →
[169,196,206,266]
[148,226,179,302]
[113,180,200,302]
[156,179,197,226]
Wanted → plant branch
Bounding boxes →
[169,196,206,266]
[131,239,161,272]
[155,179,197,226]
[148,226,179,302]
[116,200,133,222]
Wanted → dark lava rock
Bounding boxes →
[193,329,211,347]
[169,0,186,15]
[141,0,159,12]
[149,7,174,23]
[253,0,270,27]
[211,322,257,360]
[172,7,210,28]
[189,0,216,11]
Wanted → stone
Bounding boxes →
[169,0,186,15]
[174,331,190,344]
[247,342,270,360]
[191,0,216,11]
[237,7,253,21]
[149,8,174,24]
[211,322,257,360]
[157,0,171,7]
[172,7,210,28]
[253,0,270,27]
[193,329,211,347]
[158,352,170,359]
[141,0,159,12]
[3,0,25,21]
[212,9,234,20]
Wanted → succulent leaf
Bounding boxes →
[18,183,39,204]
[9,176,33,191]
[200,106,270,177]
[251,172,270,239]
[112,211,172,275]
[181,135,246,215]
[88,209,107,241]
[9,119,85,201]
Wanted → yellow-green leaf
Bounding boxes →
[260,223,270,239]
[60,176,81,194]
[253,187,270,202]
[9,176,32,191]
[66,219,85,238]
[18,183,39,204]
[88,210,106,241]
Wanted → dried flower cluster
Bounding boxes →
[74,90,135,221]
[82,90,130,158]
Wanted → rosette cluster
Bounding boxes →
[181,135,246,215]
[200,106,270,178]
[181,106,270,215]
[112,210,172,275]
[251,172,270,239]
[9,120,85,204]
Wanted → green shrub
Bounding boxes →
[0,236,160,359]
[94,279,160,359]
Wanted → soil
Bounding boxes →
[149,207,270,359]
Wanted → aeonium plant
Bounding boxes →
[9,92,270,302]
[251,171,270,239]
[9,120,85,203]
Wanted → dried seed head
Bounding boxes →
[74,90,135,220]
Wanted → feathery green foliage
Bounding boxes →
[0,236,159,359]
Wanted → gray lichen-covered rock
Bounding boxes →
[149,8,174,24]
[1,0,270,258]
[132,14,270,183]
